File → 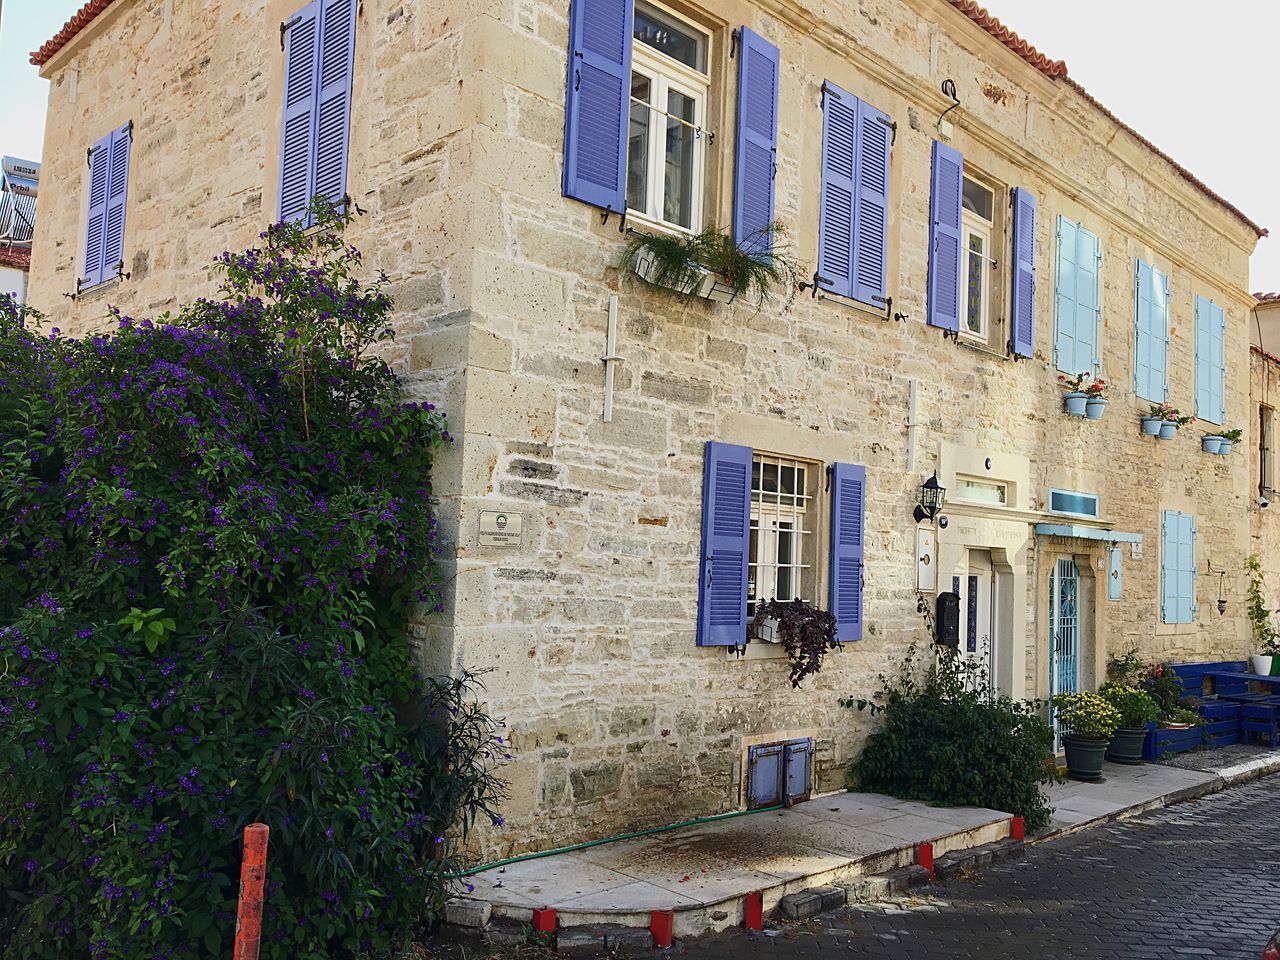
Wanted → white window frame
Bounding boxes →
[627,6,709,235]
[953,475,1008,507]
[747,452,820,621]
[959,177,995,344]
[1047,488,1100,520]
[1262,404,1276,495]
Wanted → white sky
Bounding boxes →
[1,1,1275,288]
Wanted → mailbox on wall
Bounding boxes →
[935,592,961,647]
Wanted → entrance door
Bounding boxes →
[961,550,997,691]
[1048,557,1081,746]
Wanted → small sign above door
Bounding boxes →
[479,511,523,547]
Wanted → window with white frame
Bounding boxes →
[960,176,995,342]
[627,4,709,232]
[747,454,819,618]
[954,475,1007,506]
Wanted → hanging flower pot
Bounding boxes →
[1218,440,1233,455]
[1202,435,1224,454]
[1085,397,1108,421]
[1140,416,1163,436]
[1059,373,1107,420]
[1158,422,1177,440]
[1063,392,1088,417]
[1217,429,1242,456]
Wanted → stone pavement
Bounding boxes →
[676,773,1280,959]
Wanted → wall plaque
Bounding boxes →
[479,511,523,547]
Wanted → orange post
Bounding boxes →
[233,824,270,960]
[650,910,675,948]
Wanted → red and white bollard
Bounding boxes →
[233,823,270,960]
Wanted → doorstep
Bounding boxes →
[460,792,1014,938]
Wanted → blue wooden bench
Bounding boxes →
[1242,700,1280,747]
[1141,661,1249,759]
[1171,661,1250,697]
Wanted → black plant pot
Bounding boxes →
[1062,734,1109,781]
[1105,727,1148,765]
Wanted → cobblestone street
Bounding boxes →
[677,775,1280,959]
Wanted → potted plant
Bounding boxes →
[750,598,839,688]
[1059,373,1108,419]
[1217,428,1243,455]
[1098,681,1159,764]
[1160,706,1203,730]
[1246,555,1280,676]
[621,223,798,307]
[1143,402,1193,440]
[1201,433,1225,454]
[1050,691,1122,781]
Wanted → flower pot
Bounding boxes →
[630,247,702,296]
[1253,654,1274,677]
[1061,734,1110,782]
[1202,435,1224,454]
[1158,421,1177,440]
[753,617,781,643]
[1085,397,1108,420]
[695,271,738,304]
[1064,392,1089,417]
[1105,727,1148,765]
[1218,439,1233,456]
[1140,416,1164,436]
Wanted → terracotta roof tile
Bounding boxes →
[1254,292,1280,305]
[1252,344,1280,365]
[30,0,118,67]
[34,0,1268,239]
[0,247,32,272]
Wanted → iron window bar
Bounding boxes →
[628,96,716,144]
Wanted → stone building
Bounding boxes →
[27,0,1265,855]
[0,155,40,304]
[1250,292,1280,611]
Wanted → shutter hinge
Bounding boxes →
[730,28,740,60]
[125,119,134,140]
[875,115,897,146]
[280,15,301,50]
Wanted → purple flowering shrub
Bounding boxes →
[0,209,507,958]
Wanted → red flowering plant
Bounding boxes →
[1058,372,1107,399]
[1148,401,1195,426]
[0,204,507,959]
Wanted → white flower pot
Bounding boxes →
[696,271,738,304]
[1253,654,1274,677]
[754,617,782,643]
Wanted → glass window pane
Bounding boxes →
[627,74,652,215]
[966,231,985,334]
[962,178,993,220]
[634,6,703,70]
[663,89,695,228]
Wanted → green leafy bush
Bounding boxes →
[1098,682,1160,729]
[0,208,506,959]
[845,648,1057,832]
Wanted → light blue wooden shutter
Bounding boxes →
[698,442,751,646]
[784,739,812,804]
[1010,187,1037,357]
[817,83,857,299]
[82,132,112,289]
[1196,296,1226,425]
[100,124,132,282]
[279,1,320,224]
[1161,511,1197,624]
[1134,260,1169,402]
[829,463,865,642]
[852,100,891,306]
[733,28,778,256]
[927,140,962,332]
[562,0,633,213]
[312,0,357,214]
[1054,217,1101,376]
[747,743,783,808]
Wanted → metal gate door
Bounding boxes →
[1048,557,1080,747]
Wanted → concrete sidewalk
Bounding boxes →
[449,746,1280,943]
[462,792,1013,936]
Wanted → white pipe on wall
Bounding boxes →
[602,294,622,422]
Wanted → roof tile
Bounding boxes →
[0,247,32,272]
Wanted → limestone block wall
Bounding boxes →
[26,0,1260,856]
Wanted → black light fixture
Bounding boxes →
[913,472,946,524]
[1206,560,1228,615]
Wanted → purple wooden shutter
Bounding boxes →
[927,139,963,332]
[562,0,633,213]
[747,743,783,808]
[1010,186,1037,357]
[313,0,357,215]
[698,441,751,647]
[733,27,779,255]
[829,462,865,642]
[100,123,132,282]
[279,1,320,225]
[784,739,812,804]
[817,83,857,298]
[82,132,112,289]
[852,100,891,306]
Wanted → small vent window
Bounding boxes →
[1048,489,1099,519]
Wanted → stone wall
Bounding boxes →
[27,0,1260,856]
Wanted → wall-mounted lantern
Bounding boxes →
[1206,560,1228,615]
[913,472,946,524]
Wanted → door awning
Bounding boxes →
[1034,523,1142,545]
